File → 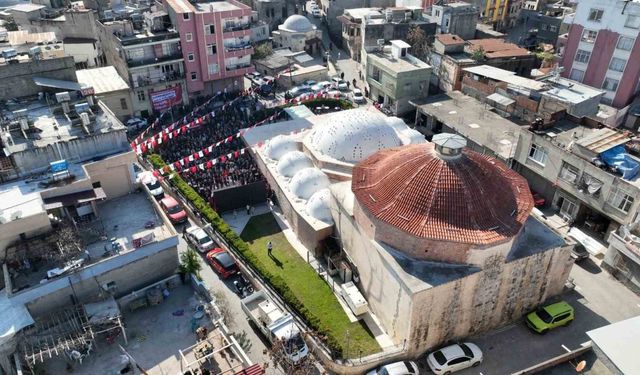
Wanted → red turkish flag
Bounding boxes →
[193,152,199,160]
[190,166,197,174]
[206,161,213,169]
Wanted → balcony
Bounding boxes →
[127,53,184,68]
[224,43,254,57]
[134,71,185,88]
[118,30,180,47]
[223,23,250,33]
[225,63,252,71]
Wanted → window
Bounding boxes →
[579,173,603,197]
[92,181,101,188]
[569,69,585,82]
[435,10,440,17]
[120,98,127,110]
[588,8,603,22]
[183,13,190,20]
[371,66,381,81]
[559,162,579,183]
[574,49,591,64]
[188,52,195,62]
[581,30,597,43]
[553,313,570,323]
[207,44,217,55]
[191,72,197,81]
[448,357,470,365]
[205,24,215,35]
[626,14,640,29]
[528,144,548,166]
[609,187,635,213]
[137,91,145,101]
[186,32,193,42]
[602,77,619,92]
[617,36,635,51]
[208,63,219,74]
[609,57,626,72]
[550,25,558,32]
[541,23,548,31]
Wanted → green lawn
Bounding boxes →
[240,213,380,356]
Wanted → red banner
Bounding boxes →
[150,86,182,111]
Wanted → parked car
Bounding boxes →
[160,196,187,224]
[531,190,545,207]
[571,243,589,261]
[206,248,239,279]
[126,117,147,130]
[426,343,482,375]
[325,89,346,99]
[331,77,348,91]
[525,301,574,334]
[245,71,261,80]
[184,226,215,253]
[311,8,321,17]
[366,361,419,375]
[302,79,317,87]
[288,85,312,97]
[145,178,164,200]
[351,88,366,104]
[262,75,275,85]
[310,81,332,93]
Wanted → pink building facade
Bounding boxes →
[558,0,640,109]
[165,0,255,96]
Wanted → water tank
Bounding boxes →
[74,102,90,113]
[2,49,17,59]
[79,112,91,126]
[55,91,71,103]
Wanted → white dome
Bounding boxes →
[289,168,330,200]
[306,109,403,163]
[277,151,313,177]
[279,15,315,33]
[265,135,297,160]
[306,189,333,224]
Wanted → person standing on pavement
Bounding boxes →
[246,204,251,215]
[340,72,345,80]
[352,78,357,88]
[267,241,273,256]
[346,81,350,90]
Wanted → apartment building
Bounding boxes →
[98,11,188,118]
[165,0,254,97]
[558,0,640,108]
[425,1,479,40]
[318,0,396,43]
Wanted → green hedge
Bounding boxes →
[148,154,344,357]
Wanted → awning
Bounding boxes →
[43,187,106,209]
[32,76,86,92]
[487,92,515,107]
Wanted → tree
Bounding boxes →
[4,17,18,32]
[253,43,273,60]
[179,248,202,279]
[470,46,486,62]
[49,224,84,262]
[266,337,315,375]
[406,25,429,61]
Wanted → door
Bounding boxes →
[559,196,577,220]
[551,312,570,328]
[448,357,471,372]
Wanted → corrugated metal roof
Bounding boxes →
[32,77,85,91]
[487,92,515,106]
[76,67,130,94]
[463,65,547,91]
[575,128,630,154]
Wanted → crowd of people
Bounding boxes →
[151,92,267,204]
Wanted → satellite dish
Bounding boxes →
[575,360,586,372]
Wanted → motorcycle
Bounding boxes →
[233,274,254,298]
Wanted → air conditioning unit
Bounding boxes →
[61,102,70,114]
[80,112,91,126]
[74,102,90,113]
[55,91,71,103]
[19,118,29,130]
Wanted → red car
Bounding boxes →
[531,191,546,207]
[160,196,187,224]
[206,248,238,279]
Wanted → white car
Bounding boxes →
[310,81,332,92]
[325,89,345,99]
[126,117,147,129]
[426,342,483,375]
[245,71,261,80]
[311,8,321,17]
[137,172,164,199]
[366,361,419,375]
[331,77,348,91]
[351,88,366,103]
[185,226,216,253]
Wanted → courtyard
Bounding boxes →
[239,213,380,357]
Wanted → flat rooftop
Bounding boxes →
[464,65,547,91]
[196,1,241,12]
[0,97,125,154]
[541,75,605,104]
[43,284,252,375]
[412,91,524,159]
[0,186,45,223]
[587,315,640,375]
[8,191,172,293]
[76,67,130,94]
[369,51,431,72]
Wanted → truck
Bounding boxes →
[240,291,309,364]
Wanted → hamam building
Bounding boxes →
[243,108,574,355]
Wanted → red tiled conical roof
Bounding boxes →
[351,143,534,246]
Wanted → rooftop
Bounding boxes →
[463,65,547,91]
[369,50,431,72]
[467,38,531,59]
[343,7,382,21]
[435,33,465,46]
[8,3,45,12]
[587,315,640,375]
[76,67,130,94]
[0,95,125,154]
[194,0,247,13]
[540,75,605,104]
[7,191,173,293]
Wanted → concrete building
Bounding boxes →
[358,7,437,63]
[76,66,133,120]
[272,15,322,55]
[605,225,640,294]
[587,316,640,375]
[483,0,510,30]
[243,109,573,357]
[426,33,475,91]
[426,1,479,40]
[318,0,396,43]
[97,10,188,118]
[413,89,640,248]
[365,40,432,115]
[0,30,64,63]
[337,7,381,61]
[165,0,254,96]
[0,56,76,100]
[252,0,295,31]
[557,0,640,108]
[519,3,573,47]
[466,38,535,76]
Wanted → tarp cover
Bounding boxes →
[600,145,640,180]
[0,291,34,347]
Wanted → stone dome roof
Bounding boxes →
[305,189,333,224]
[265,135,297,160]
[279,15,315,33]
[277,151,314,177]
[351,142,534,246]
[305,109,403,163]
[289,167,330,200]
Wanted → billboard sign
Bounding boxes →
[50,159,68,173]
[150,85,182,111]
